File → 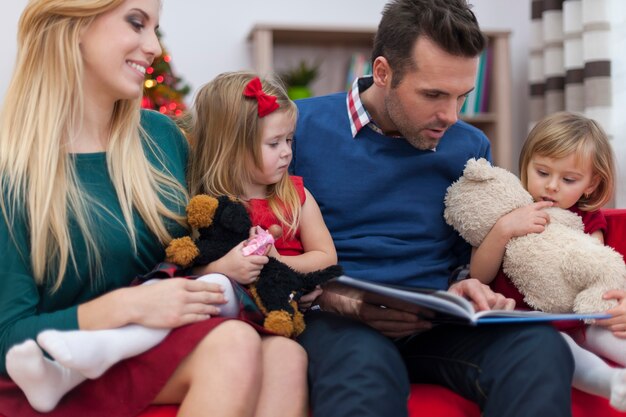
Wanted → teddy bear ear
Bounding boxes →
[462,158,496,182]
[187,195,219,228]
[165,236,199,267]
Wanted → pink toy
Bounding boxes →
[242,227,276,256]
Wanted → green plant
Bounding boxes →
[280,60,320,88]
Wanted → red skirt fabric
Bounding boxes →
[0,317,231,417]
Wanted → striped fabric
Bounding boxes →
[543,0,565,116]
[529,0,613,128]
[529,0,545,131]
[563,0,584,112]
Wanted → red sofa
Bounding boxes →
[6,211,626,417]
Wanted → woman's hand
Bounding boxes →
[128,278,227,328]
[78,277,228,331]
[594,289,626,338]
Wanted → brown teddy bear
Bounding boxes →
[165,195,342,337]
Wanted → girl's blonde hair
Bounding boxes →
[519,111,615,211]
[0,0,186,291]
[187,71,301,237]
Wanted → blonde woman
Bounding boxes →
[0,1,307,417]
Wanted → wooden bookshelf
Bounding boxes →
[248,24,513,170]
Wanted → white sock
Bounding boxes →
[197,273,239,318]
[561,331,626,410]
[37,324,169,379]
[37,274,238,379]
[610,369,626,411]
[6,339,85,412]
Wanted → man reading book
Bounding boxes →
[290,1,575,416]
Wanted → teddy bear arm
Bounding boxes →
[574,285,620,314]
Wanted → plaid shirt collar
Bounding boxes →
[346,76,402,138]
[347,76,379,137]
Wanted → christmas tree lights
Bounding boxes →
[142,30,190,118]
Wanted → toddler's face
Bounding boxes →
[526,152,599,209]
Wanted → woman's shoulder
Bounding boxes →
[139,110,188,185]
[140,109,188,163]
[141,109,187,146]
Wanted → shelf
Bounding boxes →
[248,24,512,171]
[248,24,376,47]
[461,113,497,123]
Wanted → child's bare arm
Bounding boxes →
[270,188,337,273]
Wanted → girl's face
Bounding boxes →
[526,152,599,209]
[80,0,161,105]
[245,111,295,199]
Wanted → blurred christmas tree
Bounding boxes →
[142,30,190,118]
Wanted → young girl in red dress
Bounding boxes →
[187,71,338,277]
[470,112,626,410]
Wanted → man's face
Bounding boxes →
[382,37,478,150]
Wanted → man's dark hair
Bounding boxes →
[372,0,486,87]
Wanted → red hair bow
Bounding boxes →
[243,77,280,117]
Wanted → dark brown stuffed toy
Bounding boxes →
[165,195,342,337]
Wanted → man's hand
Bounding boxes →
[448,278,515,312]
[317,289,433,338]
[298,285,324,311]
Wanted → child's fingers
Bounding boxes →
[612,330,626,339]
[603,289,626,300]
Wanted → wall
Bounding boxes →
[0,0,530,175]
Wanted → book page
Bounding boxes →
[326,276,475,320]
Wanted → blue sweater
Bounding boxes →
[292,92,491,289]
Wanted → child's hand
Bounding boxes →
[265,244,281,260]
[242,226,275,256]
[594,289,626,338]
[216,241,269,285]
[496,201,553,240]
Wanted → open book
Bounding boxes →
[325,275,611,326]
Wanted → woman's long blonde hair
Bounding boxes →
[0,0,186,291]
[187,71,301,238]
